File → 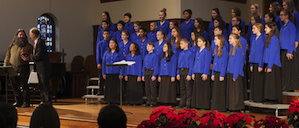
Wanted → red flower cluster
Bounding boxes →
[178,109,200,127]
[254,116,288,128]
[288,99,299,127]
[200,110,226,128]
[226,113,254,128]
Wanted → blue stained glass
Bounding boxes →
[37,14,54,52]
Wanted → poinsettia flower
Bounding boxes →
[212,118,220,127]
[246,117,252,124]
[200,117,208,125]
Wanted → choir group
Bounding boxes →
[96,0,299,112]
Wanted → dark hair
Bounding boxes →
[281,9,294,22]
[183,9,192,15]
[170,21,179,28]
[117,20,125,27]
[196,36,210,50]
[103,29,110,34]
[140,28,147,33]
[30,104,60,128]
[233,25,244,36]
[271,2,282,16]
[102,20,109,28]
[147,42,155,47]
[193,18,205,36]
[108,38,120,53]
[214,35,225,57]
[232,7,241,17]
[214,17,225,31]
[266,12,276,22]
[212,8,222,21]
[103,11,112,27]
[212,26,224,37]
[171,27,182,50]
[97,105,127,128]
[251,14,262,24]
[158,30,167,41]
[122,30,130,36]
[124,13,132,18]
[161,43,173,62]
[134,21,141,26]
[283,0,295,13]
[265,22,279,47]
[160,8,167,16]
[0,102,17,128]
[131,43,140,55]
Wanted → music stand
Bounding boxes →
[0,66,18,103]
[106,60,135,114]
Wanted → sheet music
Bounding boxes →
[113,60,136,66]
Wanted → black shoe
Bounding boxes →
[176,105,185,108]
[143,104,150,107]
[13,102,22,107]
[21,104,30,108]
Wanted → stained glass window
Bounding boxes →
[37,14,55,52]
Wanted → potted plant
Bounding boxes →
[254,116,287,128]
[177,109,200,128]
[288,99,299,127]
[199,110,227,128]
[226,112,254,128]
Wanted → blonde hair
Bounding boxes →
[229,33,242,56]
[214,35,225,57]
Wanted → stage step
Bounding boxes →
[244,100,289,117]
[82,95,104,104]
[282,91,299,96]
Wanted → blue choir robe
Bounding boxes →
[154,40,166,58]
[192,48,212,75]
[227,47,244,79]
[293,11,299,42]
[130,32,141,43]
[124,54,142,77]
[167,31,172,43]
[210,35,229,56]
[194,30,209,40]
[99,23,116,32]
[180,19,194,41]
[96,39,110,64]
[263,35,282,69]
[177,49,194,76]
[240,36,247,63]
[119,41,132,56]
[208,20,227,41]
[249,33,265,68]
[280,20,296,54]
[212,47,229,77]
[228,19,246,34]
[159,55,177,77]
[172,40,182,57]
[275,15,283,31]
[189,41,199,54]
[113,30,122,43]
[142,52,159,77]
[147,30,158,43]
[96,28,114,43]
[102,51,124,75]
[246,16,265,45]
[124,22,135,35]
[136,38,149,60]
[157,20,170,35]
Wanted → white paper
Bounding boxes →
[113,60,136,66]
[28,70,39,84]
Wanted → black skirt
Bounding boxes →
[281,50,299,91]
[264,64,283,100]
[105,74,122,103]
[125,75,143,104]
[250,63,264,102]
[191,73,211,109]
[211,72,226,112]
[226,74,244,111]
[158,76,177,103]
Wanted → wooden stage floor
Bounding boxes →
[15,98,290,128]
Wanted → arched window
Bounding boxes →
[37,14,55,52]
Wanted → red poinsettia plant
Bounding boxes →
[137,106,181,128]
[253,116,288,128]
[226,112,255,128]
[177,109,200,127]
[288,99,299,127]
[199,110,227,128]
